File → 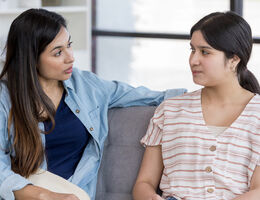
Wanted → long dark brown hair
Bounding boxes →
[0,8,66,177]
[190,11,260,94]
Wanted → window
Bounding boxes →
[95,0,229,34]
[96,37,199,91]
[244,0,260,37]
[93,0,259,92]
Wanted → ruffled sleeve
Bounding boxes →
[141,102,165,146]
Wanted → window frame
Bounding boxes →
[91,0,260,72]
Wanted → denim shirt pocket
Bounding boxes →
[88,106,100,121]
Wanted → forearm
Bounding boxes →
[107,79,186,108]
[14,185,49,200]
[14,184,79,200]
[133,181,163,200]
[232,189,260,200]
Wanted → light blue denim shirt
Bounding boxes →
[0,68,186,200]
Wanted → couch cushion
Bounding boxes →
[96,106,156,200]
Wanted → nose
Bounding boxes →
[189,51,200,67]
[65,49,74,64]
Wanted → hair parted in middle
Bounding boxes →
[0,8,67,177]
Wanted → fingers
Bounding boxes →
[63,194,80,200]
[48,193,80,200]
[151,193,164,200]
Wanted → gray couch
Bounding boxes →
[96,106,157,200]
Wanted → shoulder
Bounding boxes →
[250,93,260,105]
[64,68,106,91]
[247,94,260,122]
[154,89,201,116]
[247,94,260,114]
[0,80,8,94]
[163,89,201,108]
[0,80,11,113]
[69,68,100,83]
[0,80,10,103]
[71,68,97,78]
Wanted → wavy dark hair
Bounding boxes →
[0,8,66,177]
[190,11,260,94]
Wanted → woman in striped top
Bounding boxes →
[133,11,260,200]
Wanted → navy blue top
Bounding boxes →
[44,91,89,179]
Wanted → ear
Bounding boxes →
[230,55,240,72]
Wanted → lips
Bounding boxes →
[65,66,73,74]
[192,70,202,75]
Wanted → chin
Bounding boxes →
[193,78,202,85]
[61,74,72,81]
[193,79,206,87]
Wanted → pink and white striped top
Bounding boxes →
[141,89,260,200]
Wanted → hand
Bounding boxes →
[14,185,80,200]
[150,193,165,200]
[41,191,80,200]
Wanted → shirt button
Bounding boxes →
[89,127,94,131]
[75,109,80,113]
[209,145,216,151]
[207,188,214,193]
[205,166,212,173]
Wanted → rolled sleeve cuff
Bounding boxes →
[164,88,187,100]
[0,174,31,200]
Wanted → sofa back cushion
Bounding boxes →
[96,106,156,200]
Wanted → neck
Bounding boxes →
[39,77,61,91]
[202,78,252,104]
[39,79,63,97]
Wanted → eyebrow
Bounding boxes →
[50,35,71,52]
[190,43,212,49]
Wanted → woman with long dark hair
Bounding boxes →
[133,11,260,200]
[0,8,185,200]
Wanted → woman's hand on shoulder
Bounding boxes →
[14,185,80,200]
[40,191,80,200]
[150,193,165,200]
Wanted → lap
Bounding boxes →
[28,169,90,200]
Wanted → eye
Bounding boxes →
[67,41,73,48]
[190,47,195,53]
[55,50,62,57]
[201,49,209,55]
